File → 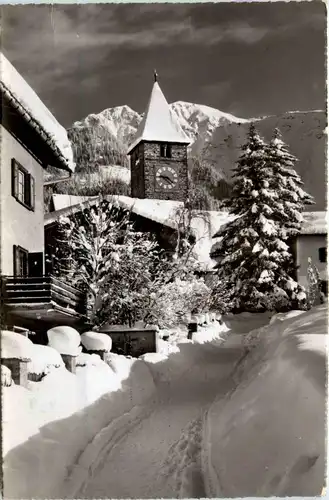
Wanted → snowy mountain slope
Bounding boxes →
[198,110,326,211]
[71,101,248,149]
[72,104,141,147]
[69,103,326,209]
[170,101,249,142]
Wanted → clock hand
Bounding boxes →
[160,175,174,185]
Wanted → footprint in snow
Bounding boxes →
[162,418,205,498]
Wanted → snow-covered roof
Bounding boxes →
[45,194,234,271]
[127,80,191,154]
[212,211,328,239]
[300,211,328,235]
[0,52,74,172]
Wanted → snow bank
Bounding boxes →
[193,321,229,344]
[47,325,82,356]
[81,331,112,352]
[1,330,33,359]
[141,321,227,384]
[28,344,64,376]
[76,352,104,367]
[203,304,327,497]
[3,353,155,499]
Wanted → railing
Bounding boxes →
[1,275,87,316]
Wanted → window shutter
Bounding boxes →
[11,159,18,197]
[30,176,35,210]
[13,245,17,276]
[24,173,31,207]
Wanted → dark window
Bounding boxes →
[318,247,327,263]
[11,159,35,211]
[160,144,172,158]
[13,245,29,277]
[320,280,328,296]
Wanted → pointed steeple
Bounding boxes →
[127,74,190,154]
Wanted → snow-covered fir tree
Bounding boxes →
[267,128,314,236]
[215,124,308,312]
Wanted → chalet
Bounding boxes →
[293,211,327,293]
[0,52,87,334]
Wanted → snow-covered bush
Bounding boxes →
[55,195,212,328]
[144,276,211,328]
[1,365,12,387]
[306,257,323,308]
[1,330,33,360]
[80,331,112,351]
[28,344,64,377]
[54,198,131,323]
[214,124,312,313]
[98,228,167,327]
[47,326,82,356]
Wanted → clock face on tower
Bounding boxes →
[155,165,178,190]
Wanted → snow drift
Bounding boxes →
[203,304,327,497]
[2,353,156,499]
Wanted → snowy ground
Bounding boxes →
[204,305,327,498]
[2,308,327,498]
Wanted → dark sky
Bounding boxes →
[1,2,326,127]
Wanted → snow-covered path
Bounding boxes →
[67,335,245,499]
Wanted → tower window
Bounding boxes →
[160,144,172,158]
[319,247,327,263]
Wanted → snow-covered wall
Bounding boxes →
[1,125,44,275]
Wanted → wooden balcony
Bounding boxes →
[1,275,87,325]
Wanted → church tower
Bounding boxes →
[127,72,190,201]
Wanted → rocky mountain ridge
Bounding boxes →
[69,102,326,210]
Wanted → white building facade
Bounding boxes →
[294,211,327,292]
[0,52,74,278]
